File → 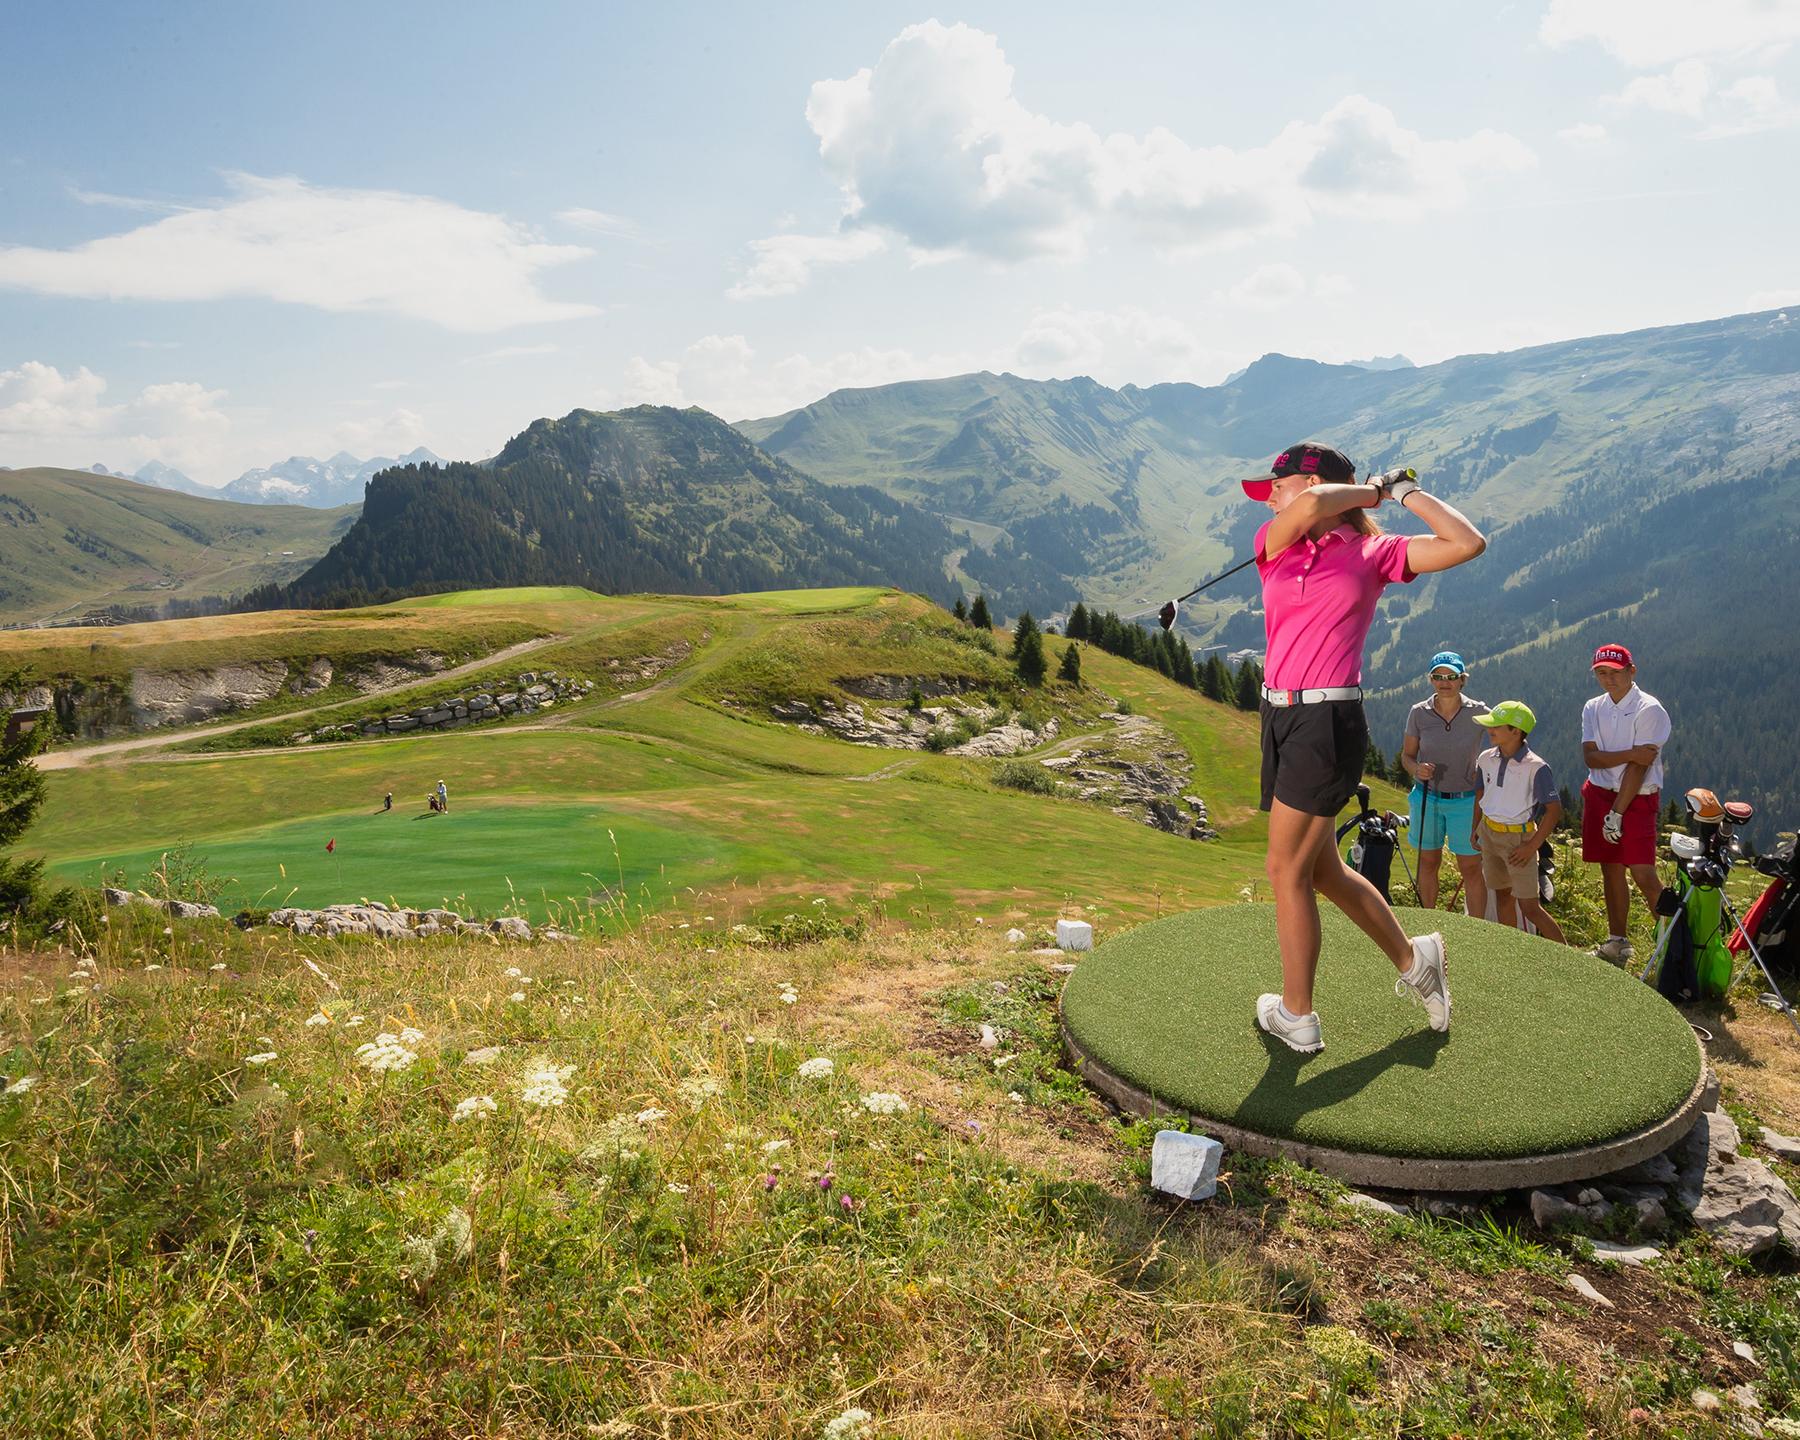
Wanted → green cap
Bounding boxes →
[1475,700,1537,735]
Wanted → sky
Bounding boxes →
[2,0,1797,485]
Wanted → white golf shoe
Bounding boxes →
[1256,993,1323,1054]
[1396,933,1451,1032]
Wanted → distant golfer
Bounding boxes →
[1581,643,1669,963]
[1242,443,1486,1053]
[383,791,393,813]
[437,779,448,814]
[1400,652,1489,917]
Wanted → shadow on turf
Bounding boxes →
[1244,1028,1449,1129]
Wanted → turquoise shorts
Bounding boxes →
[1410,783,1478,857]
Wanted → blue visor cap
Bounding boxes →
[1429,651,1466,676]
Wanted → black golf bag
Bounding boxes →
[1338,784,1409,904]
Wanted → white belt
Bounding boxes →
[1262,684,1363,707]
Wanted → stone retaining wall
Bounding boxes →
[304,670,593,744]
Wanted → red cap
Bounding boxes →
[1592,643,1633,670]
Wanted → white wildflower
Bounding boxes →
[505,966,522,977]
[761,1138,791,1155]
[676,1075,721,1110]
[508,991,526,1003]
[244,1052,278,1066]
[304,1012,330,1027]
[779,989,798,1005]
[144,963,163,971]
[3,1076,38,1096]
[463,1045,505,1066]
[860,1092,908,1116]
[993,1055,1015,1069]
[345,1015,365,1027]
[823,1408,874,1440]
[635,1107,669,1126]
[1008,1091,1025,1104]
[354,1033,418,1073]
[666,1182,690,1195]
[397,1026,425,1046]
[521,1062,576,1108]
[797,1057,835,1080]
[209,963,227,972]
[583,1113,644,1164]
[811,897,827,907]
[452,1095,498,1122]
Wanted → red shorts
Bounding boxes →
[1581,781,1659,866]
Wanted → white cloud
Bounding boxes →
[556,207,645,240]
[1608,59,1714,117]
[463,343,562,364]
[1215,264,1354,309]
[0,174,599,331]
[735,21,1533,294]
[1540,0,1800,67]
[727,229,887,299]
[1749,286,1800,308]
[1557,121,1611,144]
[1704,74,1800,134]
[620,333,980,420]
[0,360,231,474]
[332,408,429,456]
[1012,306,1232,384]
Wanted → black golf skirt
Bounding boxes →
[1259,698,1368,818]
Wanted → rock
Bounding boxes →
[1759,1127,1800,1163]
[1735,1342,1758,1365]
[1005,927,1026,944]
[1048,962,1077,974]
[1531,1189,1608,1229]
[1689,1154,1800,1257]
[1418,1195,1479,1219]
[1150,1130,1223,1201]
[488,916,533,942]
[1693,1388,1722,1413]
[1730,1384,1763,1412]
[978,1024,999,1052]
[165,900,220,919]
[1608,1152,1679,1186]
[1055,919,1094,952]
[1566,1273,1614,1308]
[102,887,133,907]
[1338,1191,1411,1217]
[1575,1187,1605,1206]
[1676,1110,1744,1210]
[1703,1065,1722,1113]
[385,715,418,732]
[1590,1240,1662,1266]
[1633,1196,1669,1231]
[414,921,441,937]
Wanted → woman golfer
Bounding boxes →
[1242,443,1486,1052]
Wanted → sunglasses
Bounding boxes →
[1429,672,1463,682]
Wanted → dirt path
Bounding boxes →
[33,634,566,771]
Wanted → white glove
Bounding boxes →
[1602,811,1623,844]
[1370,467,1421,507]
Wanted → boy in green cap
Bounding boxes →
[1469,701,1565,944]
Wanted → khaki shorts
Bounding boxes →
[1478,822,1539,897]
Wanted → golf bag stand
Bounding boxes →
[1640,796,1800,1039]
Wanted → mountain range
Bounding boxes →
[68,448,445,508]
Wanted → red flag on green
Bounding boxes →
[326,838,336,853]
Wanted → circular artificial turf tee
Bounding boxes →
[1061,905,1701,1162]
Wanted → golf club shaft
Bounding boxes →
[1116,554,1259,623]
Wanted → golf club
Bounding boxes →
[1148,466,1418,631]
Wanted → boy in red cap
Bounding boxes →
[1580,644,1669,963]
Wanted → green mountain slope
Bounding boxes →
[741,308,1800,825]
[0,467,357,626]
[270,405,1055,611]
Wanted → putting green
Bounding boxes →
[1062,906,1702,1164]
[49,801,741,922]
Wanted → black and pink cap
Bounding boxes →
[1240,442,1357,500]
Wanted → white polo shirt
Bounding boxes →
[1581,684,1671,794]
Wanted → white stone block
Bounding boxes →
[1151,1130,1222,1200]
[1055,919,1093,952]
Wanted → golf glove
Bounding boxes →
[1377,473,1421,507]
[1602,810,1624,844]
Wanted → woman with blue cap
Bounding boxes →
[1400,652,1490,916]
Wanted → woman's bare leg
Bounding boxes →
[1312,830,1414,970]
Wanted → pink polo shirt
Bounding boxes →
[1254,519,1416,690]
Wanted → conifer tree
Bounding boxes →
[1066,602,1089,640]
[1233,659,1261,711]
[0,680,52,917]
[1015,618,1048,686]
[1058,643,1082,686]
[969,594,993,631]
[1200,654,1227,702]
[952,596,968,623]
